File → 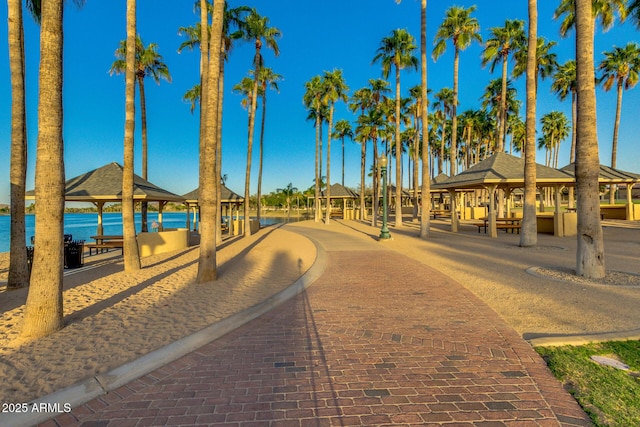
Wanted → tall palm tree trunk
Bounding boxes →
[360,140,366,221]
[21,0,65,339]
[325,106,334,224]
[568,92,577,208]
[216,50,225,244]
[372,141,379,228]
[314,115,320,222]
[520,0,538,247]
[196,0,224,282]
[395,65,403,227]
[420,0,431,238]
[138,77,149,232]
[122,0,141,272]
[257,93,266,225]
[575,0,605,278]
[8,0,29,289]
[451,49,460,176]
[609,82,623,204]
[438,112,445,175]
[244,71,259,236]
[498,55,508,152]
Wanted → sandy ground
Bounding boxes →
[1,218,639,405]
[0,225,316,404]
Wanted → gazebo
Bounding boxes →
[321,183,360,219]
[433,152,575,237]
[182,185,244,232]
[26,162,185,235]
[560,163,640,220]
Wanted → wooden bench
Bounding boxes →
[85,241,123,256]
[473,220,521,234]
[330,210,343,218]
[497,223,521,234]
[431,210,451,219]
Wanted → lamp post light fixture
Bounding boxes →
[379,154,391,240]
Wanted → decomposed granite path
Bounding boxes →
[39,222,592,426]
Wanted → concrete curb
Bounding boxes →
[0,232,326,427]
[528,328,640,347]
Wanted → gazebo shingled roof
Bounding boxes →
[560,163,640,183]
[26,162,185,203]
[321,183,359,198]
[183,185,244,204]
[433,152,574,190]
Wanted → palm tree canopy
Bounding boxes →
[512,37,558,80]
[258,67,283,94]
[554,0,627,35]
[551,60,577,101]
[372,28,419,79]
[333,119,354,140]
[110,35,171,85]
[432,5,482,60]
[597,42,640,91]
[321,69,349,107]
[243,8,281,69]
[481,19,526,72]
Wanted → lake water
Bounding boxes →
[0,212,295,253]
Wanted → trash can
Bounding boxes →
[64,240,84,269]
[26,246,34,276]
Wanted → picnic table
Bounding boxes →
[86,235,124,256]
[474,217,522,234]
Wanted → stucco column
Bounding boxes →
[449,190,458,233]
[626,184,634,220]
[487,185,498,238]
[553,185,564,237]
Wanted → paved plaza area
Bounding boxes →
[39,221,596,426]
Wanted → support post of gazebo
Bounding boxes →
[626,185,635,220]
[448,189,458,233]
[553,185,564,237]
[158,201,166,231]
[93,201,105,235]
[487,185,497,238]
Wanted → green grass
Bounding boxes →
[536,340,640,426]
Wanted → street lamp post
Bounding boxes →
[379,155,391,240]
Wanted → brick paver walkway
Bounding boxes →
[46,225,592,426]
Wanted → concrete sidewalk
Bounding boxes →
[43,222,591,426]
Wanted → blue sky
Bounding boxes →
[1,0,639,205]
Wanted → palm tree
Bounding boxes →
[551,60,577,163]
[373,28,418,228]
[356,109,385,228]
[512,37,558,85]
[196,0,225,283]
[481,19,526,152]
[349,87,373,220]
[332,119,354,187]
[321,69,349,224]
[110,35,171,231]
[255,67,282,223]
[7,0,37,289]
[540,111,570,168]
[240,9,281,236]
[120,0,141,274]
[432,88,453,175]
[303,75,326,222]
[575,0,606,278]
[480,78,521,155]
[276,183,298,220]
[598,43,640,203]
[551,60,578,208]
[418,0,430,239]
[21,0,84,340]
[433,5,482,177]
[520,0,538,248]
